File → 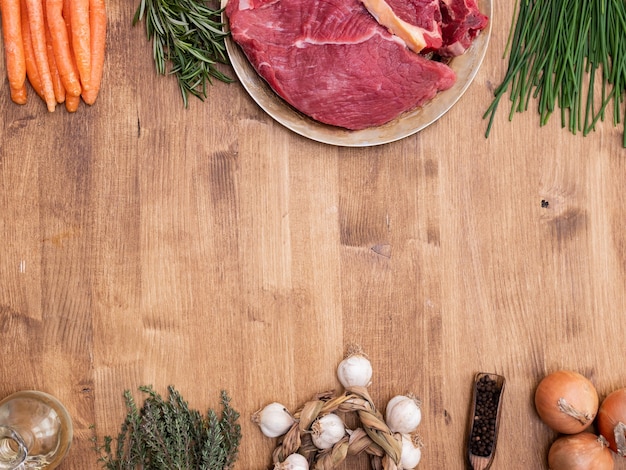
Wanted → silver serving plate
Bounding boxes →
[222,0,492,147]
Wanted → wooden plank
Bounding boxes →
[1,0,626,468]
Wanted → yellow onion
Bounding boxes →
[534,370,598,434]
[548,432,614,470]
[597,388,626,456]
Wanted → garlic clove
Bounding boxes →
[385,394,422,435]
[311,413,346,450]
[336,346,373,389]
[252,402,295,438]
[275,452,309,470]
[399,433,423,469]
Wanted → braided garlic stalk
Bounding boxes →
[264,346,418,469]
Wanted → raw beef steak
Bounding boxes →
[226,0,456,130]
[438,0,488,56]
[358,0,443,53]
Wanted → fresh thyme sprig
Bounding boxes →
[94,385,241,469]
[133,0,233,107]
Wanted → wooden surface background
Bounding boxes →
[2,1,626,469]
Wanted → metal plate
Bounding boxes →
[223,0,492,147]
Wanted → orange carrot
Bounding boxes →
[62,0,71,32]
[1,0,27,104]
[46,0,81,96]
[65,91,79,111]
[80,0,105,105]
[20,0,44,99]
[24,0,56,110]
[63,0,80,84]
[9,82,28,104]
[70,0,90,91]
[47,40,65,102]
[43,0,65,103]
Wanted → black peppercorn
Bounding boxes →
[469,374,502,457]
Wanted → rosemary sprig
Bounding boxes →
[94,386,241,470]
[133,0,233,107]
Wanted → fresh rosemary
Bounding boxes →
[484,0,626,147]
[95,385,241,469]
[133,0,233,107]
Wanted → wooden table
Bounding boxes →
[2,1,626,469]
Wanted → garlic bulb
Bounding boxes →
[311,413,346,449]
[336,347,373,388]
[275,453,309,470]
[399,434,422,469]
[252,402,295,438]
[385,394,422,434]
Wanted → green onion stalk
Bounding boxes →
[485,0,626,147]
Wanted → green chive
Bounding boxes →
[485,0,626,147]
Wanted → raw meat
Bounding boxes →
[359,0,488,57]
[438,0,488,57]
[358,0,443,53]
[226,0,456,130]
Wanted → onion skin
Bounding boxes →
[548,432,614,470]
[535,370,599,434]
[598,388,626,456]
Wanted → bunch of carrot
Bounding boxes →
[0,0,106,112]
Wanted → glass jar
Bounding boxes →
[0,391,73,469]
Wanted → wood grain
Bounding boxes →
[2,1,626,469]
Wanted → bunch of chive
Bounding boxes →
[484,0,626,147]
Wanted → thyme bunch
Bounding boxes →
[133,0,233,107]
[95,385,241,469]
